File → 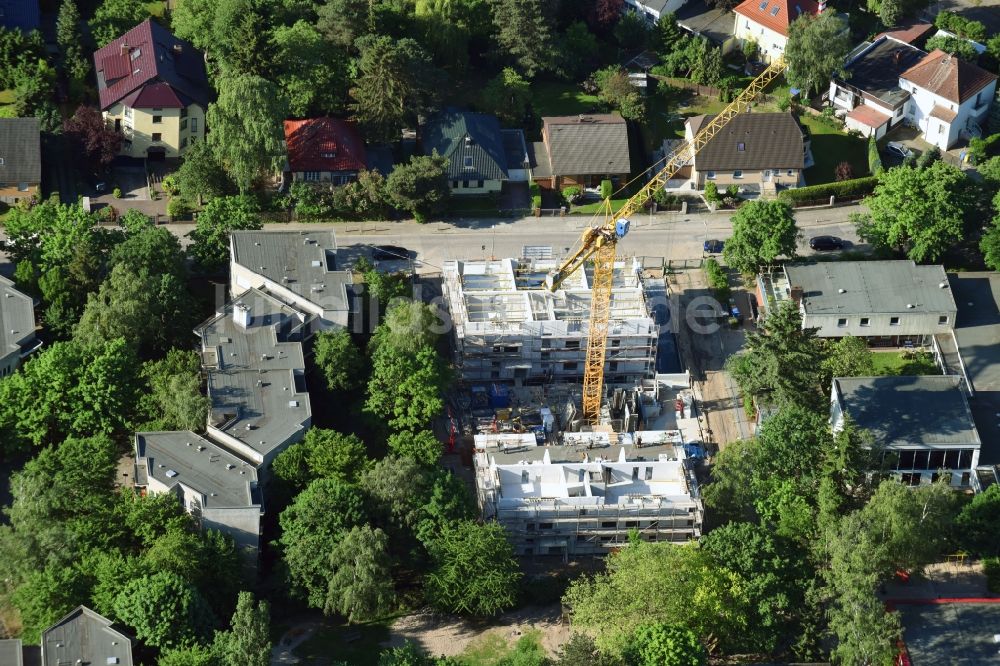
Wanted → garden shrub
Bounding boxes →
[868,135,883,176]
[600,179,613,199]
[777,176,879,204]
[703,181,721,204]
[529,181,541,209]
[984,558,1000,593]
[167,197,193,219]
[562,186,583,204]
[705,257,730,303]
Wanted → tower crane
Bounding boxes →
[546,58,786,424]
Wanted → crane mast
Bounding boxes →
[547,58,786,424]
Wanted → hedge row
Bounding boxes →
[778,176,879,204]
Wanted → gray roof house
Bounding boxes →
[0,275,39,378]
[421,110,512,195]
[831,375,981,488]
[0,117,41,204]
[0,639,24,666]
[41,606,133,666]
[195,288,312,469]
[532,114,632,191]
[135,431,262,563]
[758,261,957,344]
[230,230,354,334]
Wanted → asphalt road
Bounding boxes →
[151,204,866,273]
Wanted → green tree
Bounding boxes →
[415,471,475,546]
[207,74,287,192]
[480,67,531,125]
[925,35,979,62]
[279,478,367,608]
[387,430,443,467]
[214,592,270,666]
[722,200,799,274]
[363,267,411,306]
[554,633,619,666]
[624,623,706,666]
[558,21,600,79]
[366,345,449,431]
[980,218,1000,271]
[212,0,272,77]
[175,140,232,205]
[378,642,435,666]
[424,520,521,617]
[785,10,850,97]
[370,300,442,355]
[110,223,186,280]
[170,0,214,50]
[11,57,57,127]
[856,160,971,262]
[11,564,90,643]
[725,300,823,410]
[821,335,874,385]
[89,0,150,47]
[272,428,369,490]
[138,350,209,431]
[490,0,556,78]
[593,67,645,122]
[158,645,221,666]
[187,195,263,270]
[316,0,372,49]
[563,541,754,655]
[360,456,434,540]
[325,525,396,621]
[385,154,451,221]
[956,484,1000,556]
[56,0,90,82]
[689,39,724,86]
[74,264,190,356]
[349,36,443,144]
[271,20,348,116]
[314,329,364,392]
[652,12,683,54]
[113,571,216,649]
[0,27,45,89]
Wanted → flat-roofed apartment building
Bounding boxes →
[475,430,703,557]
[134,431,262,562]
[757,260,957,345]
[442,257,657,385]
[831,375,981,488]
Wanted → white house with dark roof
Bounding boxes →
[420,110,520,195]
[0,275,39,378]
[831,375,981,488]
[900,49,997,150]
[41,607,133,666]
[682,112,807,192]
[135,431,262,562]
[757,261,957,346]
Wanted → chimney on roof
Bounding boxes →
[818,0,827,11]
[893,50,902,65]
[119,41,129,56]
[790,286,804,303]
[233,302,251,329]
[173,44,183,56]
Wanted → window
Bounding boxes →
[477,180,484,188]
[601,521,616,528]
[961,472,971,486]
[860,317,870,327]
[180,137,188,149]
[521,470,529,484]
[770,5,780,15]
[733,170,743,178]
[706,171,716,179]
[190,118,198,133]
[901,472,921,486]
[180,119,188,131]
[151,133,162,142]
[462,180,470,188]
[563,362,578,371]
[890,316,900,326]
[737,142,745,151]
[539,523,553,530]
[303,171,320,181]
[152,107,162,111]
[787,169,794,176]
[565,340,580,349]
[837,318,848,327]
[758,0,767,9]
[180,107,188,118]
[17,183,27,192]
[152,115,162,124]
[124,106,133,119]
[632,467,639,480]
[130,48,141,61]
[938,124,944,134]
[938,315,948,325]
[0,157,4,165]
[464,156,473,169]
[644,466,653,480]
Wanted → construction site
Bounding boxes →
[442,257,662,386]
[465,377,705,558]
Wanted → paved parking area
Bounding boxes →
[898,602,1000,665]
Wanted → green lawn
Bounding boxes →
[0,89,14,118]
[570,197,630,215]
[530,81,601,118]
[448,195,503,217]
[294,618,395,666]
[871,351,940,376]
[798,113,869,185]
[145,1,167,17]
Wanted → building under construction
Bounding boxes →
[471,377,705,557]
[442,258,659,385]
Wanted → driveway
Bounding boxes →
[93,166,148,203]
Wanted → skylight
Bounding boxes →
[758,0,768,10]
[770,5,780,15]
[130,48,141,61]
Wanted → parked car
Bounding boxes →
[372,245,410,261]
[703,239,724,254]
[885,142,912,159]
[809,235,845,251]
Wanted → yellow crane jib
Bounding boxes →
[546,57,786,423]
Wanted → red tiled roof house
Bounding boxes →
[733,0,822,62]
[283,118,367,185]
[93,19,212,160]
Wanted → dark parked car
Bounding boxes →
[809,235,844,251]
[704,239,724,254]
[372,245,410,261]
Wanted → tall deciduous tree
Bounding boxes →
[138,350,210,431]
[490,0,556,78]
[316,0,372,49]
[187,195,263,270]
[175,140,232,205]
[384,154,450,221]
[480,67,531,125]
[593,67,646,121]
[271,20,348,116]
[625,623,707,666]
[206,74,287,193]
[215,592,270,666]
[349,36,443,144]
[314,329,364,392]
[113,571,216,649]
[424,520,521,617]
[89,0,150,47]
[785,10,850,97]
[325,525,396,621]
[722,200,799,274]
[855,161,971,262]
[366,345,449,431]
